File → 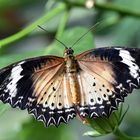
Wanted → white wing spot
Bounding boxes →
[7,61,24,97]
[119,49,139,78]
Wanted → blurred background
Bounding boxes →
[0,0,140,140]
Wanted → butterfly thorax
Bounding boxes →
[64,48,80,105]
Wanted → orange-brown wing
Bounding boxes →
[0,56,76,127]
[76,47,140,118]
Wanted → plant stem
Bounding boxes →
[0,3,66,48]
[55,10,70,39]
[94,2,140,18]
[113,128,140,140]
[64,0,140,18]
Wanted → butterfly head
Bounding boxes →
[64,48,74,57]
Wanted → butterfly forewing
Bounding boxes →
[0,56,76,126]
[76,47,140,118]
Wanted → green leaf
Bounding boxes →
[114,0,140,12]
[0,104,9,116]
[15,119,77,140]
[0,27,94,68]
[118,104,129,125]
[86,106,127,135]
[112,18,140,46]
[100,0,140,47]
[0,49,47,68]
[83,130,103,137]
[45,26,95,56]
[87,117,113,134]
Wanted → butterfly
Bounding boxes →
[0,46,140,127]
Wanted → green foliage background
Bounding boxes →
[0,0,140,140]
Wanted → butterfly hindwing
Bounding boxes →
[77,63,118,118]
[0,56,76,126]
[76,47,140,118]
[31,68,76,127]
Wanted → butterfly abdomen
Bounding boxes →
[68,72,80,105]
[65,52,81,105]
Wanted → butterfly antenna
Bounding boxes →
[71,22,100,48]
[37,25,68,49]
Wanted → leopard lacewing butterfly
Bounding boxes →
[0,46,140,127]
